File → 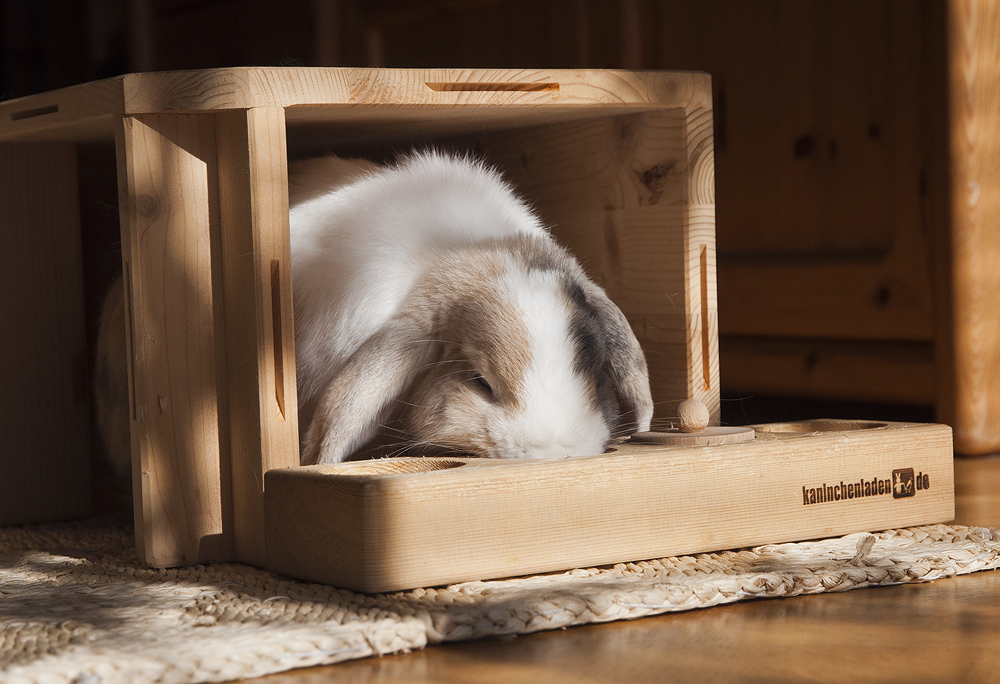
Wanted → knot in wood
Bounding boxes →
[136,193,159,219]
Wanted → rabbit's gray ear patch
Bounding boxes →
[561,280,608,375]
[562,277,653,434]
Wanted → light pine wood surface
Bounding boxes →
[115,113,233,566]
[216,106,300,568]
[243,455,1000,684]
[265,421,953,592]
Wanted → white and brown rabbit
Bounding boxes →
[95,151,653,474]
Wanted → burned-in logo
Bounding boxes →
[892,468,915,499]
[802,468,930,506]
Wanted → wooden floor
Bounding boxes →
[245,455,1000,684]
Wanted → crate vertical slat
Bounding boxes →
[114,114,233,566]
[216,107,299,567]
[684,102,719,410]
[0,143,90,524]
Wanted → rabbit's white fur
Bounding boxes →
[289,153,543,411]
[289,151,653,464]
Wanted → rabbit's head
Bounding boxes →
[301,235,653,464]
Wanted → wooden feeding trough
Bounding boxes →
[267,420,952,593]
[0,68,953,591]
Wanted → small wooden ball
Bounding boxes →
[677,399,710,433]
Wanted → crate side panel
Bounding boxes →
[0,143,91,523]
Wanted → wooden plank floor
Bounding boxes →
[243,455,1000,684]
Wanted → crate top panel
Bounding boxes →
[0,67,711,144]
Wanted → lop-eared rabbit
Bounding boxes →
[95,152,653,480]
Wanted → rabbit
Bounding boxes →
[287,151,653,464]
[94,151,654,474]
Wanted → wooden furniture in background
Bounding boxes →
[0,68,718,568]
[940,0,1000,455]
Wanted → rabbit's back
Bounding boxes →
[287,152,549,410]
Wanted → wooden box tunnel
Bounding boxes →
[0,68,719,571]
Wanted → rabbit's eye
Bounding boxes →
[473,373,493,396]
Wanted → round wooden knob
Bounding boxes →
[677,399,710,433]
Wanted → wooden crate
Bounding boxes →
[0,68,717,569]
[265,420,954,593]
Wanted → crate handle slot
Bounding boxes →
[425,82,559,92]
[270,260,286,420]
[124,262,138,422]
[700,245,711,392]
[10,104,59,121]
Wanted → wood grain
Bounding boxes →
[0,68,707,147]
[954,454,1000,528]
[115,114,232,566]
[216,107,300,566]
[721,336,936,405]
[120,68,709,114]
[0,143,91,524]
[718,259,935,341]
[0,77,123,143]
[265,421,953,592]
[654,1,937,345]
[941,0,1000,454]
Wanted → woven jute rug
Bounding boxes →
[2,520,999,684]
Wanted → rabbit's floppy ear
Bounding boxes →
[568,278,654,434]
[598,301,654,434]
[301,313,435,465]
